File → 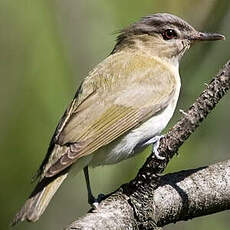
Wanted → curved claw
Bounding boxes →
[91,193,106,210]
[152,135,165,160]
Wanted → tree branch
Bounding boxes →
[65,60,230,229]
[66,160,230,230]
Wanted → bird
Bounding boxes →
[12,13,225,225]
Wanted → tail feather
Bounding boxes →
[11,173,68,226]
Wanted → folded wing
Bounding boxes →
[41,54,176,178]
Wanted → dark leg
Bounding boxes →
[83,166,95,205]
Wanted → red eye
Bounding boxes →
[162,29,177,40]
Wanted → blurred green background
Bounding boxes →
[1,0,230,229]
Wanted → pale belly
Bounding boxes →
[73,59,181,171]
[89,98,178,167]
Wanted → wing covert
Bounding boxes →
[41,53,177,178]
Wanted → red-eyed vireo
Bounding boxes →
[12,13,225,225]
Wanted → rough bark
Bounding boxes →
[66,160,230,230]
[65,60,230,230]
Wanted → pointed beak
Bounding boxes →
[189,32,225,42]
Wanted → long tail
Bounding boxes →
[11,172,68,226]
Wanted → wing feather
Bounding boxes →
[45,96,171,177]
[41,53,177,178]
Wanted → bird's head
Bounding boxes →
[113,13,225,65]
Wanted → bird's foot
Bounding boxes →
[152,135,165,160]
[88,194,96,206]
[179,109,188,116]
[138,135,165,160]
[89,193,106,207]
